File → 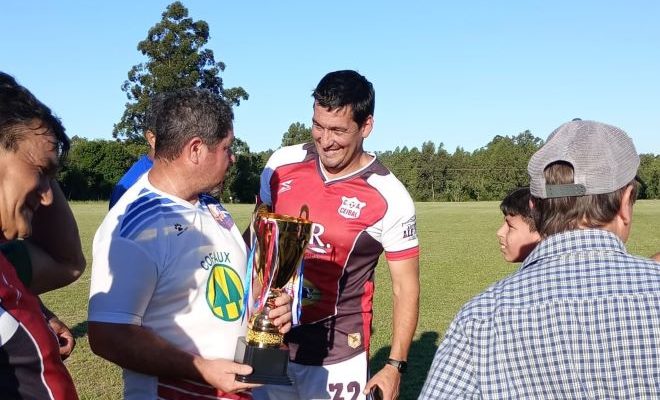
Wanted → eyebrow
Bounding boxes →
[312,118,349,132]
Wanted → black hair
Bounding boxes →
[153,88,234,160]
[312,70,375,127]
[0,71,69,158]
[500,187,537,232]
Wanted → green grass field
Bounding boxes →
[41,201,660,399]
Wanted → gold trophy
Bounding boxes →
[234,205,312,385]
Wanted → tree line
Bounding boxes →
[57,127,660,203]
[56,2,660,203]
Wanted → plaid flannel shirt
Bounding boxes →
[420,229,660,399]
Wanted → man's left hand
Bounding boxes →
[364,365,400,400]
[47,316,75,360]
[267,292,292,334]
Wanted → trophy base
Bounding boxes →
[234,336,292,385]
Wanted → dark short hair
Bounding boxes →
[0,71,69,159]
[531,162,638,236]
[500,187,536,232]
[153,88,234,160]
[145,93,165,134]
[312,70,375,127]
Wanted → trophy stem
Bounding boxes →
[246,290,284,348]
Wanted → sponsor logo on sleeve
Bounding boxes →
[402,216,417,240]
[338,196,366,219]
[278,179,294,194]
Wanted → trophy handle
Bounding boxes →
[299,205,309,220]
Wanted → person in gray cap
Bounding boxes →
[419,120,659,399]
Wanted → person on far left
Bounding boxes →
[1,71,86,399]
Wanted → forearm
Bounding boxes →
[88,322,203,381]
[388,257,420,360]
[23,240,83,294]
[363,257,419,399]
[27,181,86,290]
[390,280,419,360]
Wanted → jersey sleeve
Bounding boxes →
[88,236,158,325]
[367,173,419,261]
[259,144,308,206]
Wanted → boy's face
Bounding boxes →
[496,214,541,263]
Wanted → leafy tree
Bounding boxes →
[638,154,660,199]
[281,122,312,147]
[59,138,143,200]
[114,1,248,141]
[220,138,264,203]
[416,141,450,201]
[444,147,472,202]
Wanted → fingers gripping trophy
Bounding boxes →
[234,204,312,384]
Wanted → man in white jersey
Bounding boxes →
[254,70,420,400]
[88,88,292,400]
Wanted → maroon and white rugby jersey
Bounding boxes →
[260,143,419,365]
[0,249,78,399]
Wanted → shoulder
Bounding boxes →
[265,143,316,170]
[455,289,497,325]
[119,192,190,241]
[101,183,189,243]
[453,271,524,327]
[364,158,412,201]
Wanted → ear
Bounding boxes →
[187,137,204,164]
[145,130,156,150]
[359,115,374,139]
[617,185,635,226]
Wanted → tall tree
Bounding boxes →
[114,1,248,141]
[281,122,312,147]
[220,138,264,203]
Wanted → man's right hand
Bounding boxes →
[194,357,261,393]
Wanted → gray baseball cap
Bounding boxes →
[528,120,640,199]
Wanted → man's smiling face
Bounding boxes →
[0,120,58,239]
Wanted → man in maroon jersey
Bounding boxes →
[254,70,420,400]
[0,71,86,399]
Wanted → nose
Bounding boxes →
[318,128,334,147]
[496,222,506,240]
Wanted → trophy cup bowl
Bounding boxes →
[234,206,312,385]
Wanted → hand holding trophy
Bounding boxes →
[234,204,312,384]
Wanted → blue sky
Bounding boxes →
[2,1,658,154]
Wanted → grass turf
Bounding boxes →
[40,200,660,399]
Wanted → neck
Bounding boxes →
[148,161,199,203]
[323,152,373,179]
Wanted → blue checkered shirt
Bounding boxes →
[419,229,660,399]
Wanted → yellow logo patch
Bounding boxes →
[348,332,361,349]
[206,264,244,321]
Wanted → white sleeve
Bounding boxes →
[259,144,308,206]
[381,196,418,253]
[88,236,158,325]
[366,174,419,254]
